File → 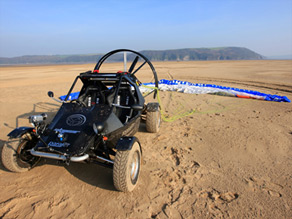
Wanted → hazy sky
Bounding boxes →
[0,0,291,57]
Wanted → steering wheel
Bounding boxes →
[70,99,87,107]
[93,49,159,98]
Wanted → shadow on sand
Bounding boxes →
[65,162,116,191]
[33,159,116,191]
[15,102,60,127]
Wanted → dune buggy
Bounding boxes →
[1,49,161,192]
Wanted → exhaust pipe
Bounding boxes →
[71,154,89,162]
[30,148,89,162]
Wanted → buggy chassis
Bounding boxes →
[1,49,161,192]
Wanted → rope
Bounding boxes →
[141,84,196,122]
[141,84,248,122]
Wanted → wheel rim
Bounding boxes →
[130,150,140,184]
[16,139,39,168]
[157,111,161,128]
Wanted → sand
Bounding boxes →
[0,60,291,218]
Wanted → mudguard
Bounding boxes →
[147,102,160,112]
[116,136,141,152]
[8,127,34,138]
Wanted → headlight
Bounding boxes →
[28,113,47,124]
[93,122,104,134]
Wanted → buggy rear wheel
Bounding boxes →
[1,134,40,172]
[113,141,141,192]
[146,110,161,133]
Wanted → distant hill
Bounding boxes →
[0,54,104,65]
[0,47,263,65]
[140,47,263,61]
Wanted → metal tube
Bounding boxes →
[30,148,66,160]
[95,155,114,164]
[70,154,89,162]
[65,76,80,101]
[30,149,89,162]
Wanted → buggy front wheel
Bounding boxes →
[1,134,40,172]
[113,141,141,192]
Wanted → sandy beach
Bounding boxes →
[0,60,291,218]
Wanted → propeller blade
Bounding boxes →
[128,56,139,73]
[132,60,146,75]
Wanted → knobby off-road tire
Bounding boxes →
[146,110,161,133]
[113,142,141,192]
[1,134,40,172]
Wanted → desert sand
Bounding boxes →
[0,60,292,218]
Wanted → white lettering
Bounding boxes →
[48,141,70,148]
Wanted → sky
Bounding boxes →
[0,0,291,57]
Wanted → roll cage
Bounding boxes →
[63,71,145,124]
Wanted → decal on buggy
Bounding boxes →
[66,114,86,126]
[48,141,70,147]
[54,128,80,134]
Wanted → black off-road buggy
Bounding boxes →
[2,49,161,192]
